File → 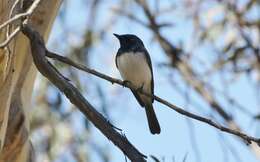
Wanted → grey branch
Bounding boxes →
[44,38,260,147]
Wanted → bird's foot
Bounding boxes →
[122,80,131,87]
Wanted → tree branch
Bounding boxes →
[45,40,260,147]
[21,25,147,162]
[131,2,260,157]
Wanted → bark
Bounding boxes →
[0,0,61,161]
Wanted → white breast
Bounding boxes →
[117,52,152,93]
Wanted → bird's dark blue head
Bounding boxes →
[114,34,145,52]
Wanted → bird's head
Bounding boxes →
[113,34,144,51]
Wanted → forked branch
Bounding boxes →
[21,25,147,162]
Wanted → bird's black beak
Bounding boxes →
[113,33,120,39]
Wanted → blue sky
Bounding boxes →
[43,0,260,162]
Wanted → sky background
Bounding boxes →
[32,0,260,162]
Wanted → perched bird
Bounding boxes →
[114,33,161,134]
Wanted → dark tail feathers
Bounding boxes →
[145,104,161,134]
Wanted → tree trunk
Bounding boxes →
[0,0,61,161]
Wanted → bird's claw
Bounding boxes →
[122,80,131,87]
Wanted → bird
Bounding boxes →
[114,33,161,134]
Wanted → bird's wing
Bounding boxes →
[143,49,154,103]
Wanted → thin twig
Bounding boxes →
[0,27,20,48]
[46,49,260,146]
[0,0,42,48]
[6,0,21,38]
[0,12,29,30]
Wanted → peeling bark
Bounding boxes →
[0,0,62,161]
